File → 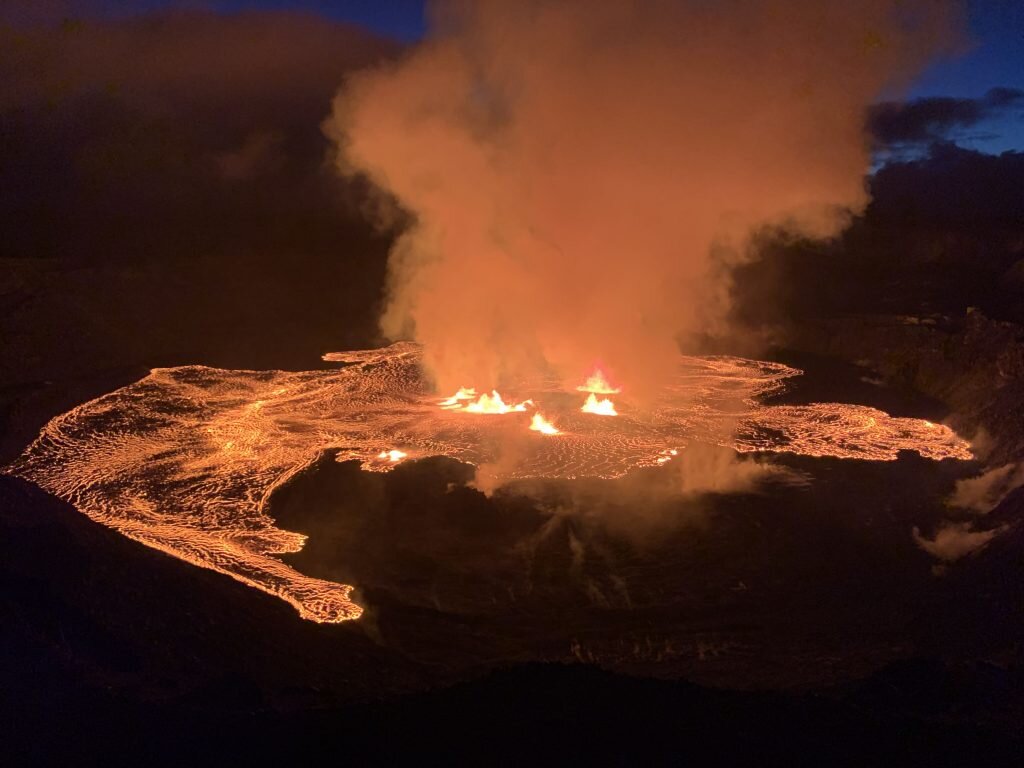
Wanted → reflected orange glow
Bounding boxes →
[577,369,621,394]
[581,392,618,416]
[529,413,560,435]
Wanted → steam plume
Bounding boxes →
[913,521,1005,563]
[948,462,1024,514]
[329,0,958,395]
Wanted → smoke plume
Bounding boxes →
[913,521,1005,563]
[948,462,1024,514]
[329,0,958,395]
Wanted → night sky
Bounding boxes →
[59,1,1024,154]
[909,0,1024,154]
[5,2,1021,155]
[214,0,428,41]
[221,2,1024,151]
[344,0,1022,156]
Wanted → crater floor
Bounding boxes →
[5,343,970,622]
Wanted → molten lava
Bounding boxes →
[577,369,621,394]
[581,392,618,416]
[656,448,679,465]
[439,387,477,409]
[460,390,532,414]
[530,413,561,435]
[4,342,972,624]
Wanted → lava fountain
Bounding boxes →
[4,343,971,623]
[581,393,619,417]
[453,390,532,414]
[577,369,621,395]
[530,413,561,435]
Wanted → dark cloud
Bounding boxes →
[729,143,1024,333]
[0,7,397,120]
[867,87,1024,148]
[869,141,1024,227]
[0,7,400,267]
[0,7,401,389]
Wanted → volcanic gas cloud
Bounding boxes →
[329,0,959,397]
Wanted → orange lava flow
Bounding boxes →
[4,343,972,623]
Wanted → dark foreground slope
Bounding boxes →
[3,474,1022,766]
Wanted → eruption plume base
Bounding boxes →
[5,343,971,623]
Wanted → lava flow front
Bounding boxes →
[5,342,972,624]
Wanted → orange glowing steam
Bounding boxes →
[529,413,560,435]
[581,393,618,416]
[330,0,960,397]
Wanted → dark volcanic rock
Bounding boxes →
[792,310,1024,464]
[786,311,1024,610]
[6,471,1021,765]
[0,474,431,711]
[262,446,1024,691]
